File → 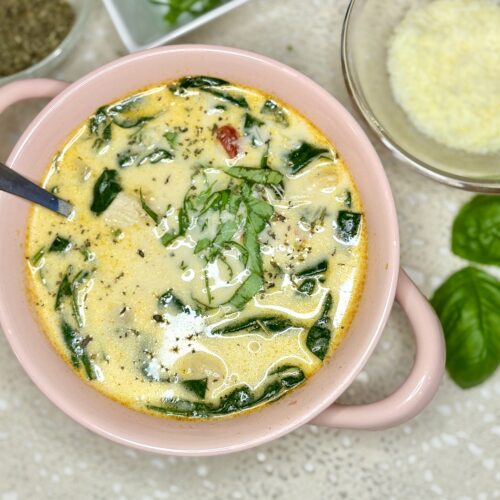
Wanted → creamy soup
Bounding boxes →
[26,76,367,419]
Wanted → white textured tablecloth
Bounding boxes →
[0,1,498,498]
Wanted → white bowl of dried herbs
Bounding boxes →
[0,0,90,86]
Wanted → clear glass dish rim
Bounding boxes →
[0,0,91,87]
[340,0,500,193]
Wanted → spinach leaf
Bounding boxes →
[30,247,45,266]
[225,166,283,185]
[201,88,249,108]
[336,210,361,242]
[212,316,296,335]
[55,272,72,310]
[182,378,208,399]
[117,150,137,168]
[140,190,161,225]
[90,169,122,215]
[159,288,189,313]
[112,115,154,129]
[260,142,270,169]
[147,364,305,418]
[297,260,328,278]
[244,113,264,145]
[431,267,500,388]
[61,321,96,380]
[108,96,141,114]
[89,106,107,135]
[228,273,264,310]
[139,148,173,165]
[244,113,264,133]
[178,76,229,88]
[452,195,500,266]
[287,142,330,175]
[306,292,333,360]
[49,235,72,253]
[217,386,253,413]
[344,190,352,208]
[261,99,289,126]
[164,130,178,147]
[297,278,316,295]
[71,270,91,328]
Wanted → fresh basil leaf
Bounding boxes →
[228,273,264,310]
[287,142,329,174]
[178,76,229,88]
[182,378,208,399]
[199,189,231,215]
[452,195,500,266]
[90,169,122,215]
[306,293,333,360]
[208,221,239,259]
[227,194,242,215]
[261,99,289,126]
[140,190,161,225]
[194,238,211,254]
[225,166,283,185]
[431,267,500,388]
[245,197,274,233]
[139,148,173,165]
[336,210,361,242]
[160,232,178,246]
[178,206,189,234]
[49,235,72,253]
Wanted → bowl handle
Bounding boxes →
[311,269,445,429]
[0,78,68,115]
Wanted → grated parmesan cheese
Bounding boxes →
[387,0,500,154]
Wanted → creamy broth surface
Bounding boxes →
[26,77,367,419]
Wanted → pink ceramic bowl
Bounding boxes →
[0,45,445,456]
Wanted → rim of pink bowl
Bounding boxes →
[0,45,400,456]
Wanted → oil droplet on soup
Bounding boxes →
[26,76,367,419]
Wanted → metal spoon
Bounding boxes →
[0,161,73,218]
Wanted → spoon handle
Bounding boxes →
[0,162,73,218]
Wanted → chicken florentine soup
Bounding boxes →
[26,76,366,419]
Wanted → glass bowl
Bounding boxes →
[341,0,500,193]
[0,0,90,87]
